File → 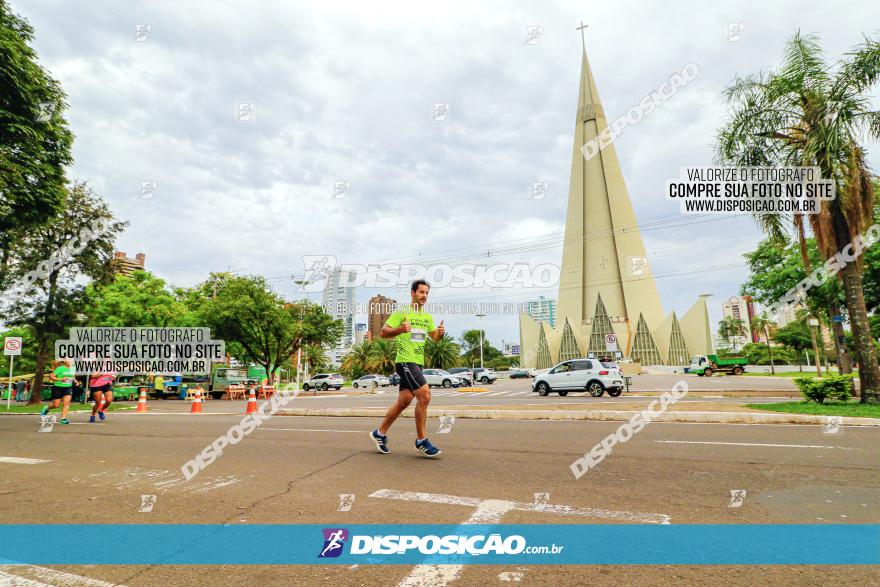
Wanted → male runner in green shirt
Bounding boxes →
[370,279,445,457]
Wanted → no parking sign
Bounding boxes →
[604,333,618,352]
[5,337,22,409]
[4,337,22,356]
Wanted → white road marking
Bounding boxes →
[0,566,123,586]
[372,489,668,586]
[655,440,856,449]
[0,457,50,465]
[0,570,47,586]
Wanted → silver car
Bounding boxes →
[422,369,462,388]
[352,374,390,388]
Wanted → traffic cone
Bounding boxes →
[190,389,203,414]
[245,387,257,414]
[136,389,148,413]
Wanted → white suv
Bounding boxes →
[422,369,462,388]
[471,368,497,384]
[532,359,624,397]
[302,373,344,391]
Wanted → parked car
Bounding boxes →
[532,358,624,397]
[471,368,497,384]
[352,374,390,388]
[422,369,462,388]
[447,368,473,386]
[302,373,344,391]
[509,369,533,379]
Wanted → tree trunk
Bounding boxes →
[765,326,776,375]
[828,301,852,374]
[840,261,880,403]
[28,337,50,405]
[28,273,59,404]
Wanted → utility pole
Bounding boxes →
[293,279,313,389]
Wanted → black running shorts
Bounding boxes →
[395,362,427,392]
[50,385,73,400]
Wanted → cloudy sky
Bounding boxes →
[15,0,880,348]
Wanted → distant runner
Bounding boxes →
[41,358,78,425]
[88,370,116,423]
[370,279,445,457]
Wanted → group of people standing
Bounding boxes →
[39,358,116,425]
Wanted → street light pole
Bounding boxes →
[293,279,313,389]
[476,312,486,369]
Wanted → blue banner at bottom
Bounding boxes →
[0,525,877,565]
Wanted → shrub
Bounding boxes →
[794,375,853,403]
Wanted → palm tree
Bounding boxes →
[751,313,777,375]
[425,334,462,369]
[367,339,397,374]
[341,341,372,379]
[718,316,746,349]
[303,344,328,374]
[717,31,880,403]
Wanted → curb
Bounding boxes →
[275,408,880,426]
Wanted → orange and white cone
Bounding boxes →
[190,389,203,414]
[245,388,257,414]
[136,389,148,413]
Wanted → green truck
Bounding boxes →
[687,354,747,376]
[205,364,269,399]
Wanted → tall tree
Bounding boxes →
[717,31,880,401]
[425,334,462,370]
[718,316,746,348]
[774,311,816,371]
[0,0,74,284]
[750,313,778,374]
[85,270,190,327]
[741,237,844,368]
[341,341,372,380]
[2,182,125,403]
[366,339,397,374]
[460,329,500,366]
[198,276,343,380]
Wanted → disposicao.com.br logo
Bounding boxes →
[319,528,563,557]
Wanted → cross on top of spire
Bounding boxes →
[576,21,588,51]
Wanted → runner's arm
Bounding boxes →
[428,319,444,341]
[381,312,408,338]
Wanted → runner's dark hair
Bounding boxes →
[411,279,430,292]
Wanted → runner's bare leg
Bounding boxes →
[413,384,431,439]
[91,391,103,416]
[379,390,414,435]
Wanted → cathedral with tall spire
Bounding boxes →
[518,41,713,368]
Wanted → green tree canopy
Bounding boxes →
[0,0,74,283]
[197,276,343,379]
[2,182,125,402]
[85,270,191,327]
[425,334,461,370]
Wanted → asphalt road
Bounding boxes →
[1,402,877,586]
